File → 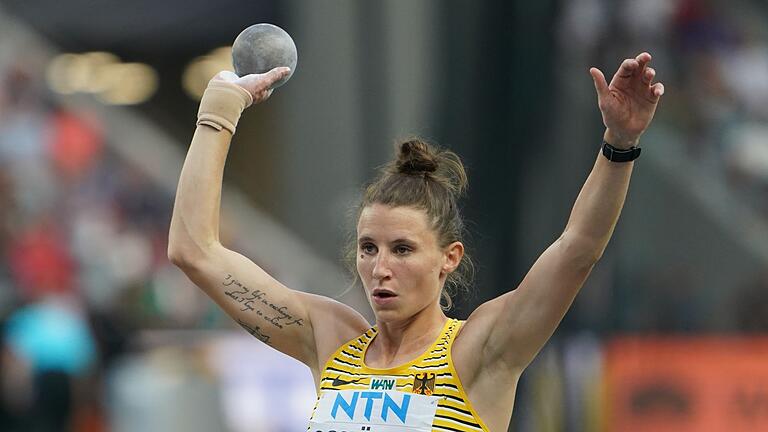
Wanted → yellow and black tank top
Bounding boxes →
[308,318,490,432]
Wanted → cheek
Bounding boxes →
[408,258,442,284]
[356,257,370,280]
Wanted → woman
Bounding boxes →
[168,52,664,431]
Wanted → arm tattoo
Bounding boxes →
[237,319,272,345]
[222,274,305,329]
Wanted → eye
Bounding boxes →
[393,245,412,255]
[360,243,377,255]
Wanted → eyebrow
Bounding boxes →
[358,236,416,245]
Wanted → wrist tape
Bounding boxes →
[196,80,254,134]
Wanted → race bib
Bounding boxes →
[308,389,440,432]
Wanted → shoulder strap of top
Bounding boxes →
[320,327,376,373]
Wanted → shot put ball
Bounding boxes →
[231,23,297,88]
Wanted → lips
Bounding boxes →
[371,288,398,306]
[372,288,397,298]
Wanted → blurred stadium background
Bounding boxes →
[1,0,768,431]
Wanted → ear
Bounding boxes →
[441,241,464,275]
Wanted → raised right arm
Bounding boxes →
[167,70,369,375]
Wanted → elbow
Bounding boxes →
[167,246,190,268]
[167,233,215,270]
[557,233,604,269]
[167,243,195,269]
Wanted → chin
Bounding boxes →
[371,307,406,322]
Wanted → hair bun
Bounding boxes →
[396,139,438,175]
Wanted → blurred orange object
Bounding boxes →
[605,337,768,432]
[48,110,103,180]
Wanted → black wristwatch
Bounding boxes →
[601,141,641,162]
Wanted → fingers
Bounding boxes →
[262,67,291,89]
[613,52,651,81]
[616,58,640,79]
[643,67,655,85]
[261,88,274,100]
[639,52,664,100]
[611,52,664,101]
[634,52,652,82]
[635,52,651,70]
[651,82,665,98]
[590,67,609,99]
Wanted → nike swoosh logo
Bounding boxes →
[332,376,363,387]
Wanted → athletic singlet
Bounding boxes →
[308,318,490,432]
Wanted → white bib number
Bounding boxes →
[309,389,440,432]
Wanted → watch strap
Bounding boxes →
[602,141,641,162]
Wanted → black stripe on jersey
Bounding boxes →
[412,362,449,369]
[331,357,359,368]
[339,350,360,359]
[423,355,448,362]
[434,413,483,429]
[422,354,447,362]
[346,344,363,352]
[438,393,466,403]
[439,403,475,417]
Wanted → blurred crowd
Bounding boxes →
[0,59,177,430]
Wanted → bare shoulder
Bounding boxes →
[296,292,371,372]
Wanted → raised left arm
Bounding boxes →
[464,52,665,371]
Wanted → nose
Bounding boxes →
[371,250,392,280]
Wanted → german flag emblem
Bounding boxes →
[413,373,436,395]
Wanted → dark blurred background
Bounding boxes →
[1,0,768,431]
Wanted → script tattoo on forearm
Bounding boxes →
[236,319,272,345]
[222,274,305,329]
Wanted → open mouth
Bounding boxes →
[372,289,397,300]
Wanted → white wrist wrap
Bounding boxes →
[196,80,254,134]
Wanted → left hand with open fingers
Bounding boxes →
[590,51,665,149]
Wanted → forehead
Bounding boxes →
[357,204,432,240]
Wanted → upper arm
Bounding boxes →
[465,233,597,370]
[175,243,369,373]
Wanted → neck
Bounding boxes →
[372,305,448,365]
